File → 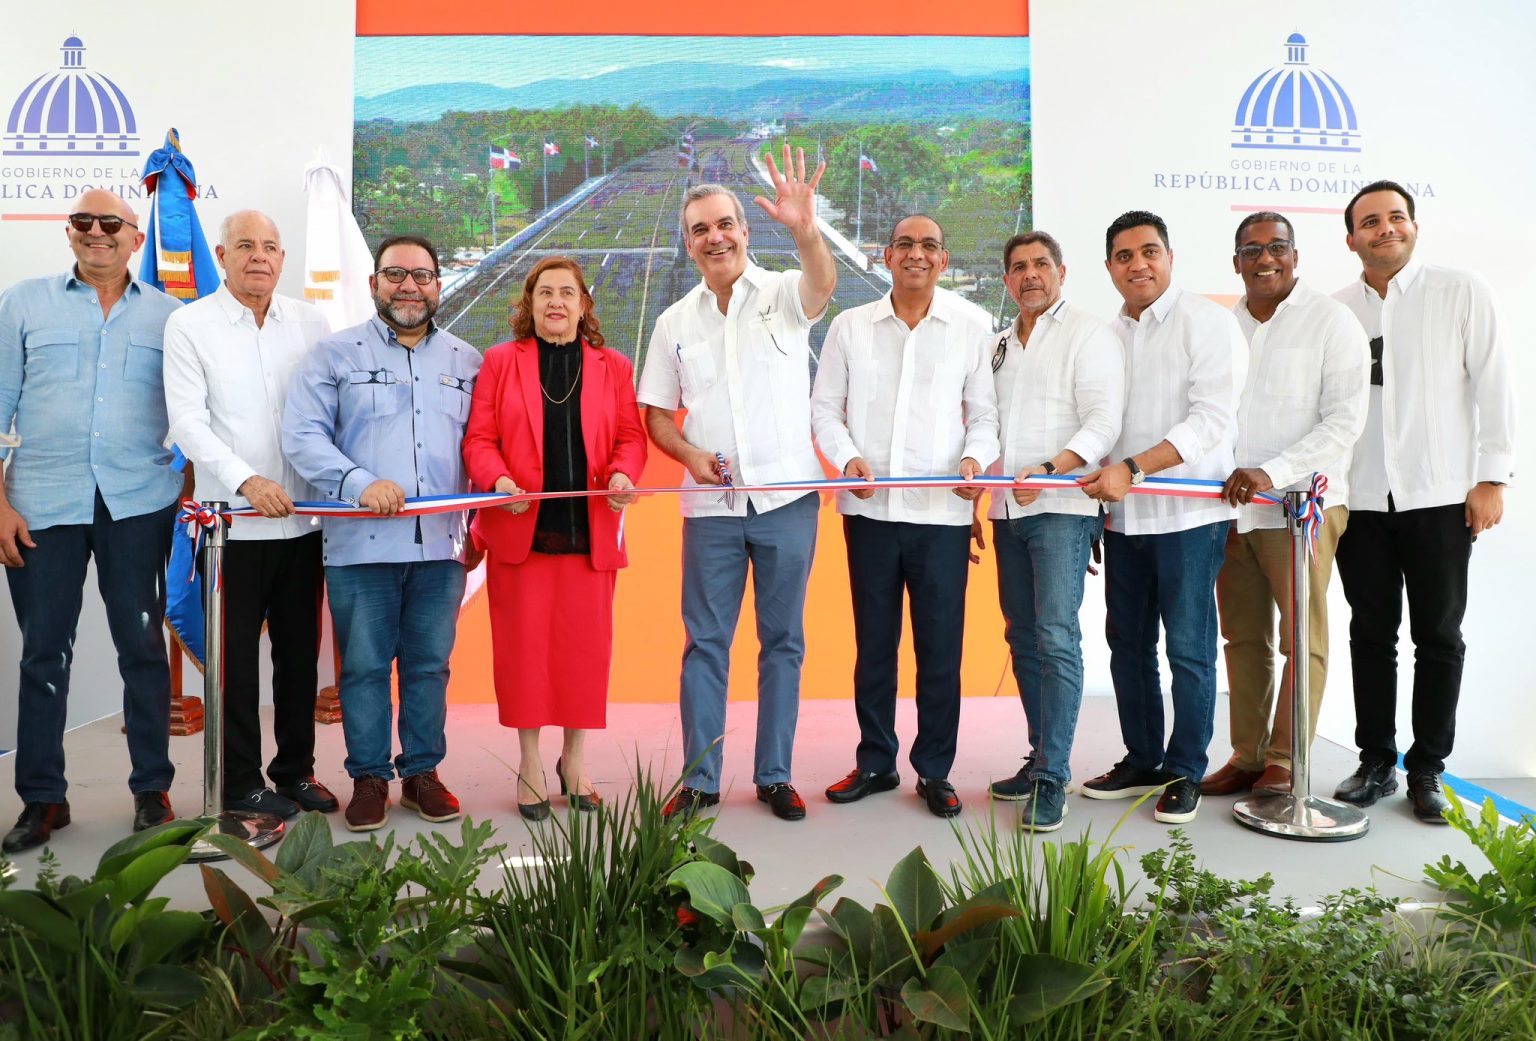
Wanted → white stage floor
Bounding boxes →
[0,695,1517,910]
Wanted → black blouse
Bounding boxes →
[532,336,590,555]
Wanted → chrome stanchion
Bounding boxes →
[187,501,284,861]
[1234,489,1368,841]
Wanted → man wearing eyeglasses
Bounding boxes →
[810,214,997,819]
[979,230,1124,832]
[282,234,481,832]
[0,188,184,852]
[164,210,338,822]
[1200,212,1369,802]
[636,145,835,823]
[1328,181,1515,823]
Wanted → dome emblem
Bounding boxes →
[1232,33,1360,153]
[5,36,140,156]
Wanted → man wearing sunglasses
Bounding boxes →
[1200,212,1369,803]
[283,234,481,832]
[164,210,337,822]
[810,215,997,820]
[0,189,184,852]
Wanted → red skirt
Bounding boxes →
[486,551,617,729]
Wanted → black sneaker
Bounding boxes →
[1153,778,1200,824]
[1080,758,1171,801]
[224,787,300,820]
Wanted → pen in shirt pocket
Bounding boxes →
[758,309,785,355]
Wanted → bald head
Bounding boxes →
[66,188,143,286]
[78,187,137,223]
[217,210,285,310]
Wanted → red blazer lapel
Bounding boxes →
[514,338,544,462]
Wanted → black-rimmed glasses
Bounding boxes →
[376,266,438,285]
[67,213,137,234]
[1235,241,1294,261]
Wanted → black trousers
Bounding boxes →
[214,533,324,797]
[1334,503,1472,775]
[845,516,970,780]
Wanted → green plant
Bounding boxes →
[1424,789,1536,955]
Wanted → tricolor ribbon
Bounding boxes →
[175,497,223,588]
[1282,473,1328,558]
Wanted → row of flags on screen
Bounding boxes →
[489,135,606,170]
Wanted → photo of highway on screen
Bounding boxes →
[353,35,1030,367]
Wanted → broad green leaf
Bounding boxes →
[668,862,752,926]
[780,904,813,949]
[690,832,746,877]
[131,910,209,968]
[932,936,994,983]
[1008,953,1111,1024]
[886,845,943,932]
[786,873,844,912]
[732,901,766,932]
[274,811,335,875]
[50,878,111,916]
[131,963,208,1009]
[108,844,192,909]
[901,964,971,1031]
[200,865,271,952]
[0,891,81,951]
[913,899,1021,960]
[96,820,206,879]
[204,832,282,885]
[826,897,875,958]
[871,903,918,982]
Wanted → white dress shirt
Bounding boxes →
[164,284,329,540]
[810,287,998,525]
[1334,259,1516,512]
[1232,279,1370,532]
[1109,284,1247,536]
[637,262,824,518]
[986,298,1125,521]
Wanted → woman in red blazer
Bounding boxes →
[462,257,647,820]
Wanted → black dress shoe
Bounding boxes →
[916,777,962,818]
[1333,760,1399,807]
[277,777,340,813]
[662,786,720,821]
[756,783,806,821]
[3,801,70,854]
[1407,772,1451,824]
[132,791,174,832]
[824,768,901,804]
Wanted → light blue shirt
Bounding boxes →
[0,270,183,529]
[281,316,482,566]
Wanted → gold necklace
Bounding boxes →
[539,343,581,404]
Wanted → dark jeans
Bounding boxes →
[213,533,324,797]
[845,516,970,780]
[1103,520,1230,783]
[325,560,465,780]
[7,493,177,803]
[1334,503,1472,775]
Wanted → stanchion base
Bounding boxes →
[187,811,285,861]
[1,859,16,883]
[1233,793,1370,842]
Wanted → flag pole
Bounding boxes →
[855,136,865,249]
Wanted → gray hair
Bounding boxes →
[679,183,746,240]
[218,209,281,250]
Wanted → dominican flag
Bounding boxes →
[544,140,560,156]
[859,153,879,173]
[489,145,521,170]
[585,135,600,149]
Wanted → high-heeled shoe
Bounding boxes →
[555,756,600,812]
[517,776,551,822]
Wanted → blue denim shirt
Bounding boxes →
[0,270,183,529]
[281,316,482,566]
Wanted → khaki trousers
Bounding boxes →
[1215,505,1347,770]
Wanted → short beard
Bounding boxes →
[375,295,436,330]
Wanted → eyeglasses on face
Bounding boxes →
[1235,240,1294,261]
[67,212,137,234]
[890,237,945,253]
[376,266,438,285]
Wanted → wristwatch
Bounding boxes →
[1122,457,1145,486]
[1041,461,1057,475]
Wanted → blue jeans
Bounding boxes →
[1103,521,1229,783]
[7,494,176,802]
[993,513,1097,786]
[325,560,465,780]
[679,493,817,792]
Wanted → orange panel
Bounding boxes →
[358,0,1027,37]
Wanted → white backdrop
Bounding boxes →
[1034,0,1536,776]
[0,1,355,743]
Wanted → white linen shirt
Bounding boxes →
[986,298,1125,521]
[1333,259,1516,512]
[637,262,824,518]
[1232,280,1370,533]
[810,287,998,525]
[164,284,329,540]
[1109,284,1247,536]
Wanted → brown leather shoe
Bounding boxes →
[1254,764,1293,795]
[1199,763,1263,796]
[345,776,391,832]
[401,770,461,823]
